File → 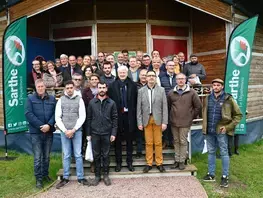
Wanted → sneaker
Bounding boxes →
[220,176,229,188]
[78,178,90,186]
[56,179,69,189]
[203,174,215,182]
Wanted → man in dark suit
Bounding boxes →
[62,55,83,85]
[108,66,138,172]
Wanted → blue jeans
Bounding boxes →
[61,130,84,180]
[30,133,53,180]
[206,133,230,176]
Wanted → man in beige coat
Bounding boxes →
[137,70,168,173]
[168,73,202,170]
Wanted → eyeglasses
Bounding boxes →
[73,79,82,81]
[147,75,156,77]
[176,78,186,80]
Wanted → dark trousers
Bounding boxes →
[228,134,239,155]
[30,133,53,180]
[162,124,173,145]
[91,134,111,177]
[115,112,133,165]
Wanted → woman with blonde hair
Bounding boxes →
[173,55,181,74]
[82,55,92,71]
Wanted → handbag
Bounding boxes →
[85,139,94,162]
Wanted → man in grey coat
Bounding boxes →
[137,70,168,173]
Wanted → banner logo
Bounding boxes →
[230,36,251,67]
[5,35,25,66]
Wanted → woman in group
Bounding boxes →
[82,55,92,71]
[173,55,181,74]
[83,66,94,87]
[28,59,43,88]
[43,61,63,88]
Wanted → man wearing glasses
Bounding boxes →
[72,73,83,97]
[167,73,201,170]
[55,80,90,188]
[137,70,168,173]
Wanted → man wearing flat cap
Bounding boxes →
[183,54,206,85]
[202,78,242,188]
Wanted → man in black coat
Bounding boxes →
[108,65,138,172]
[62,55,82,85]
[86,81,118,186]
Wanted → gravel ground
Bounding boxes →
[36,176,208,198]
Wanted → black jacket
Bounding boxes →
[108,77,138,132]
[62,65,82,85]
[86,97,118,136]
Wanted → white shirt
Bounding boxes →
[147,86,155,114]
[55,92,86,133]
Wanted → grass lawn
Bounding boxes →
[192,139,263,198]
[0,150,62,198]
[0,139,263,197]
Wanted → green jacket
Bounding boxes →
[202,93,242,136]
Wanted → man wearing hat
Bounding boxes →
[202,78,242,188]
[183,54,206,85]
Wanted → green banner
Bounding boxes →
[224,16,258,134]
[3,17,27,133]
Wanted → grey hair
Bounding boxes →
[117,65,128,72]
[60,54,68,59]
[35,79,45,86]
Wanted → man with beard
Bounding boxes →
[108,66,138,172]
[202,79,242,188]
[86,81,118,186]
[100,61,116,86]
[183,54,206,85]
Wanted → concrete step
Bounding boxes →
[108,149,175,156]
[57,164,198,180]
[71,155,175,168]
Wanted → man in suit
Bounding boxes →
[62,55,82,85]
[137,70,168,173]
[108,66,138,172]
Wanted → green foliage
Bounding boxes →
[193,139,263,198]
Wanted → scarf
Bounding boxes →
[117,79,128,108]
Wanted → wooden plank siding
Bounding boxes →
[192,10,226,53]
[97,23,146,53]
[0,19,7,127]
[176,0,231,21]
[9,0,69,21]
[197,53,226,84]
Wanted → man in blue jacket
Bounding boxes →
[25,79,56,189]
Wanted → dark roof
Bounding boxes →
[221,0,263,25]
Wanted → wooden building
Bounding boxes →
[0,0,262,128]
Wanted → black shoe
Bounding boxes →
[179,162,186,170]
[157,165,166,173]
[203,174,215,182]
[36,180,43,189]
[43,176,53,183]
[78,178,90,186]
[56,178,69,189]
[127,164,135,172]
[115,164,122,172]
[92,176,101,186]
[171,162,179,169]
[220,176,229,188]
[143,165,152,173]
[103,174,112,186]
[135,152,142,159]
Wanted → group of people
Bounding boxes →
[25,49,242,190]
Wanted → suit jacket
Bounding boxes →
[137,85,168,127]
[62,65,83,85]
[108,77,138,132]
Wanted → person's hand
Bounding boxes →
[65,130,74,138]
[40,124,50,133]
[138,125,143,131]
[161,124,167,132]
[110,136,116,142]
[220,126,226,134]
[87,136,91,141]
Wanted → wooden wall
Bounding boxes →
[9,0,69,21]
[192,10,226,84]
[97,23,146,53]
[0,19,8,127]
[176,0,231,21]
